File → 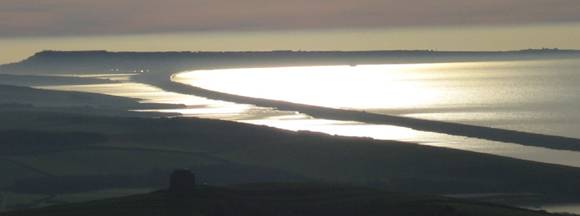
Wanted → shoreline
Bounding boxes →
[131,67,580,153]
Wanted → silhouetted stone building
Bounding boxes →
[170,169,196,192]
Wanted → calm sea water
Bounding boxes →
[175,59,580,139]
[38,59,580,213]
[38,59,580,168]
[171,58,580,168]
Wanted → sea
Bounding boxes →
[38,57,580,214]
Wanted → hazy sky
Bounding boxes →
[2,0,580,36]
[1,0,580,63]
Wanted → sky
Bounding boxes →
[1,0,580,63]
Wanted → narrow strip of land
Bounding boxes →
[134,71,580,152]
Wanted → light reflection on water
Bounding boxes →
[175,64,442,109]
[36,81,320,122]
[29,64,580,214]
[51,73,137,82]
[171,59,580,167]
[535,204,580,215]
[38,82,261,119]
[40,83,212,105]
[241,115,580,167]
[36,63,580,168]
[174,59,580,139]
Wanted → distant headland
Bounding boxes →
[2,49,580,74]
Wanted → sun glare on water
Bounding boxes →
[175,64,451,110]
[31,61,580,168]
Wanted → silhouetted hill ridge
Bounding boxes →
[2,183,566,216]
[3,49,580,74]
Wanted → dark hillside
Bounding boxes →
[2,184,562,216]
[3,110,580,200]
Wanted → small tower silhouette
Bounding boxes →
[169,169,196,192]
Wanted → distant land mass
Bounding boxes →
[2,49,580,74]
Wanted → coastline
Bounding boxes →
[2,51,580,212]
[131,68,580,153]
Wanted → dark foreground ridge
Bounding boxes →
[3,182,563,216]
[4,109,580,205]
